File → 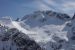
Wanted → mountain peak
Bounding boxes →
[21,10,71,22]
[18,10,75,50]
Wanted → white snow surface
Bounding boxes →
[19,11,75,50]
[0,11,75,50]
[12,21,68,43]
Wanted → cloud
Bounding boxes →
[61,1,75,16]
[0,0,75,18]
[38,0,75,17]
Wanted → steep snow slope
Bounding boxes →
[0,17,43,50]
[12,21,54,42]
[19,11,75,50]
[20,11,70,42]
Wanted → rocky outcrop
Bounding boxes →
[0,27,43,50]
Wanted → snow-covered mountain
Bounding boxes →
[20,10,75,50]
[0,10,75,50]
[0,17,43,50]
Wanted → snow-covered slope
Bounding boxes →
[20,10,70,42]
[0,10,75,50]
[19,10,75,50]
[0,17,43,50]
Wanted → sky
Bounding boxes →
[0,0,75,19]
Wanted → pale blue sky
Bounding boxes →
[0,0,75,19]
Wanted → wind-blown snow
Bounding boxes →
[12,21,55,42]
[11,20,69,43]
[12,21,28,34]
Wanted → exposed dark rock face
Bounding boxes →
[72,13,75,20]
[0,27,43,50]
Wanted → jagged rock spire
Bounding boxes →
[15,18,20,21]
[72,13,75,20]
[0,23,2,27]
